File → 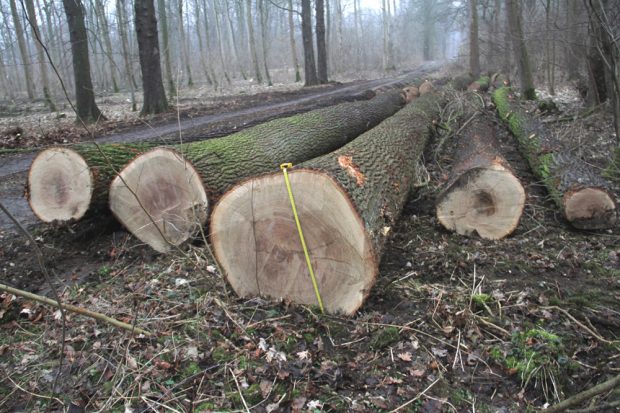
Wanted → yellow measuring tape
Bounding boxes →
[280,163,325,314]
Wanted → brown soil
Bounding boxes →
[0,78,618,413]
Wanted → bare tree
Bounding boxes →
[506,0,536,99]
[157,0,176,97]
[135,0,168,115]
[116,0,137,111]
[258,0,272,85]
[177,0,194,86]
[301,0,317,85]
[62,0,105,122]
[9,0,34,99]
[469,0,480,78]
[246,0,262,83]
[93,0,119,92]
[316,0,328,83]
[287,0,301,82]
[23,0,57,110]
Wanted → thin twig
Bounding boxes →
[0,282,151,336]
[230,368,251,413]
[388,378,440,412]
[542,374,620,413]
[542,306,618,344]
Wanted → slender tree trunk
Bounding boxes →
[257,0,271,85]
[287,0,301,82]
[1,0,22,94]
[225,0,247,80]
[301,0,317,85]
[62,0,105,123]
[315,0,328,83]
[193,0,214,85]
[24,0,57,110]
[157,0,176,97]
[116,0,137,111]
[469,0,481,78]
[506,0,536,99]
[200,0,220,87]
[245,0,262,83]
[94,0,119,92]
[9,0,34,99]
[177,0,193,86]
[353,0,362,68]
[565,0,582,80]
[134,0,168,115]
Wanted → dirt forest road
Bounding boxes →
[0,64,440,233]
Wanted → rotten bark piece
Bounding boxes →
[109,90,407,253]
[436,116,525,239]
[211,93,445,315]
[493,87,617,229]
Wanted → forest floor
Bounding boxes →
[0,68,619,413]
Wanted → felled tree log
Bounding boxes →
[28,143,153,223]
[493,87,617,229]
[210,93,445,314]
[436,116,525,239]
[109,90,407,253]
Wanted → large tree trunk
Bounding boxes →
[315,0,328,84]
[63,0,105,123]
[493,87,617,229]
[211,93,444,315]
[301,0,318,86]
[135,0,169,115]
[108,90,407,253]
[436,115,525,240]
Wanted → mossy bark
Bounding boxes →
[493,87,617,229]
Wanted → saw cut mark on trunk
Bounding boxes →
[437,166,525,239]
[212,171,374,314]
[212,93,445,314]
[436,116,525,239]
[28,148,94,222]
[564,187,617,229]
[109,148,208,253]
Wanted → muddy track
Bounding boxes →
[0,64,440,232]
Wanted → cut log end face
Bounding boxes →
[28,148,94,223]
[109,148,208,253]
[564,187,617,230]
[436,167,525,240]
[211,170,377,315]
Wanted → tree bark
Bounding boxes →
[24,0,57,110]
[157,0,176,97]
[63,0,105,123]
[436,115,525,240]
[301,0,318,86]
[505,0,536,99]
[315,0,328,83]
[108,90,407,252]
[211,93,444,314]
[135,0,169,115]
[9,0,35,99]
[493,87,617,229]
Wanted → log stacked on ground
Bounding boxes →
[436,116,525,239]
[211,93,445,315]
[493,87,617,229]
[28,143,153,223]
[109,90,407,253]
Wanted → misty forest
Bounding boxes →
[0,0,619,412]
